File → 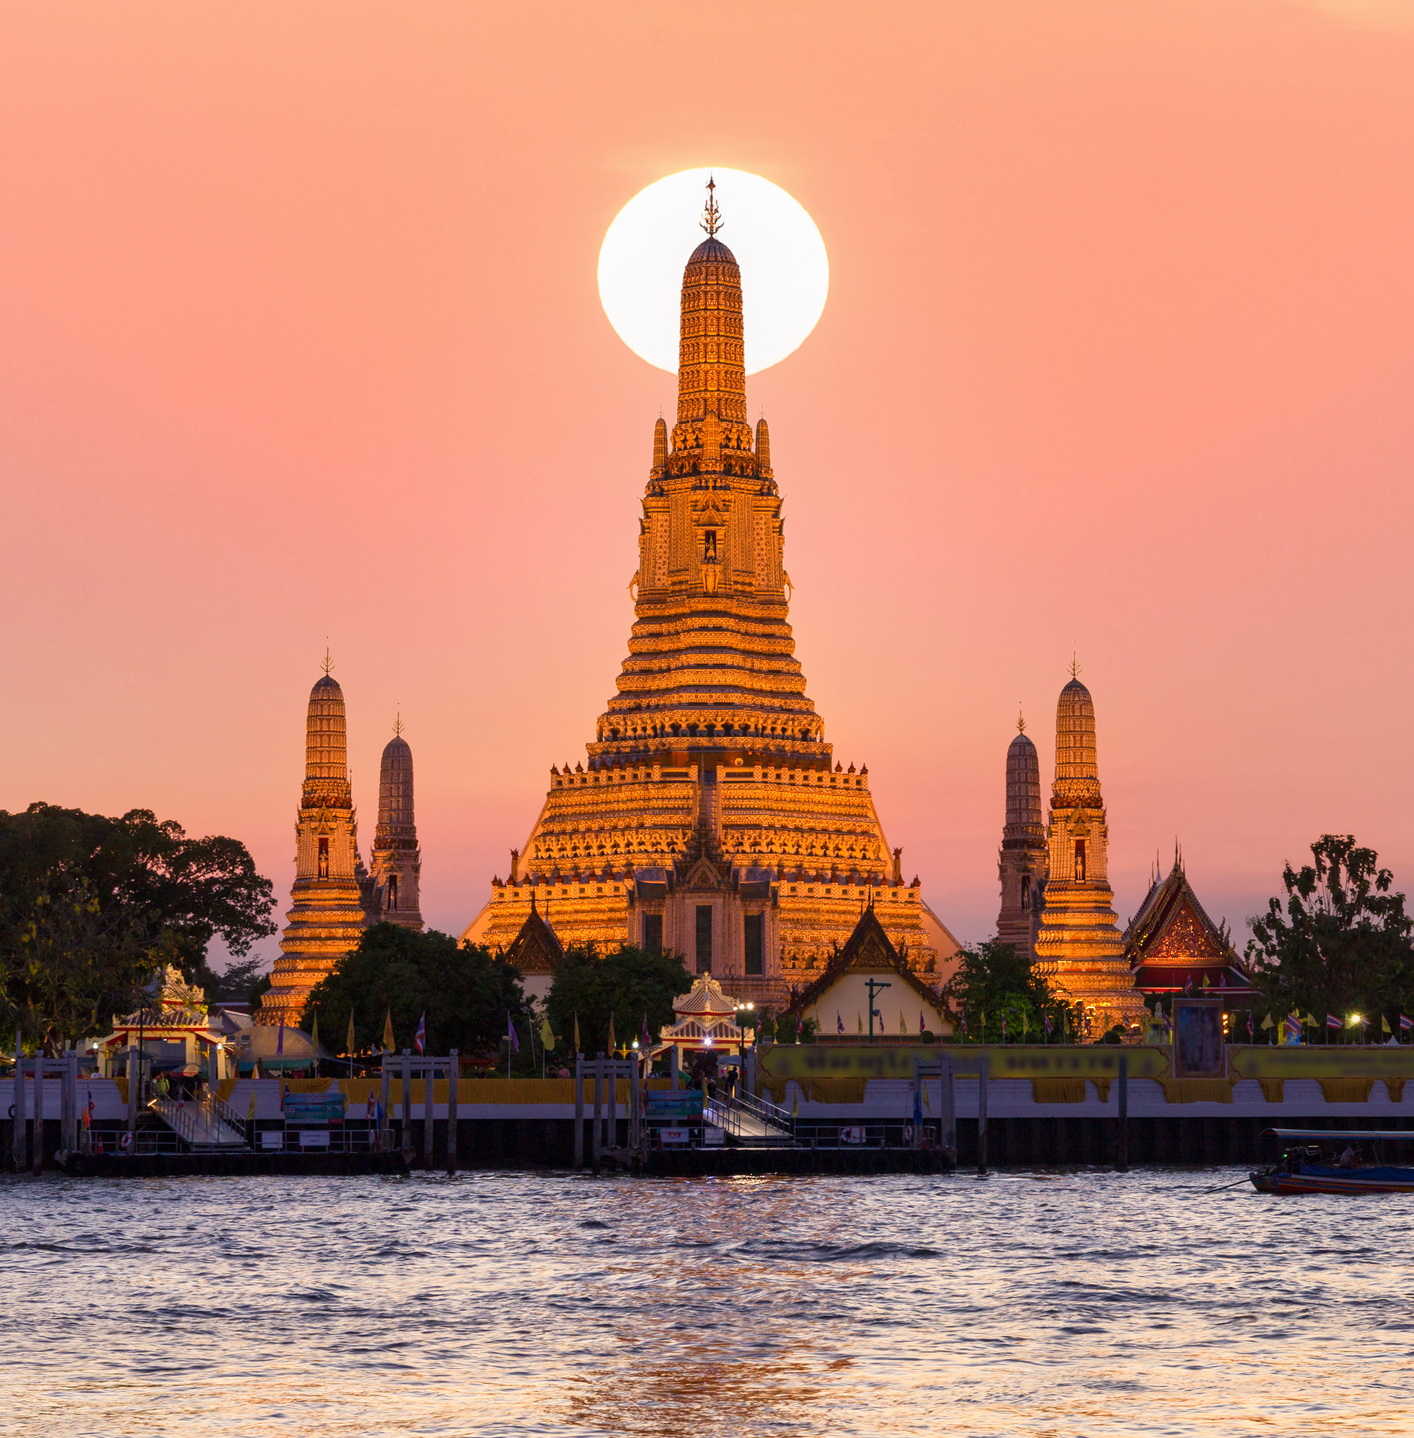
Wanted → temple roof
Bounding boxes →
[504,902,565,974]
[672,973,740,1018]
[689,236,736,264]
[790,906,944,1014]
[1124,859,1253,994]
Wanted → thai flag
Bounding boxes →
[836,1011,844,1035]
[506,1013,520,1053]
[1401,1014,1413,1032]
[1326,1013,1343,1030]
[919,1011,926,1036]
[1283,1014,1301,1043]
[414,1013,426,1054]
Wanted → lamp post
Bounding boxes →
[865,979,891,1041]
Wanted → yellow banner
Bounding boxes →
[759,1044,1169,1081]
[1228,1046,1414,1079]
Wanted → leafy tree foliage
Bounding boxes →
[1247,835,1414,1028]
[0,803,275,1051]
[304,924,528,1058]
[545,943,692,1056]
[944,939,1075,1042]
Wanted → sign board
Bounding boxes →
[646,1091,704,1118]
[702,1125,725,1147]
[283,1090,346,1125]
[259,1131,284,1150]
[298,1129,331,1148]
[1173,1001,1227,1077]
[659,1128,691,1145]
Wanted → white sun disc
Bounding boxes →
[598,167,829,375]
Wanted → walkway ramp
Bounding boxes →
[150,1095,247,1151]
[706,1092,797,1147]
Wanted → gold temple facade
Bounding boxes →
[465,190,957,1006]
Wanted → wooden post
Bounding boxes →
[573,1055,585,1169]
[400,1051,413,1162]
[10,1039,22,1172]
[1116,1054,1129,1173]
[126,1044,140,1148]
[592,1056,604,1168]
[423,1059,435,1171]
[607,1058,618,1159]
[60,1050,77,1155]
[941,1057,956,1162]
[31,1056,44,1175]
[976,1055,989,1177]
[379,1057,392,1153]
[629,1055,641,1161]
[447,1049,459,1175]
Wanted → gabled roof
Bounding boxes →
[672,974,740,1018]
[1124,860,1252,994]
[504,901,565,974]
[790,906,945,1014]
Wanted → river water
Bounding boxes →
[0,1168,1409,1437]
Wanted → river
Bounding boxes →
[0,1168,1408,1436]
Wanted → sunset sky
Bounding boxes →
[3,1,1413,963]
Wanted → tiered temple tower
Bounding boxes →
[996,717,1047,960]
[466,184,957,1006]
[1033,672,1147,1036]
[366,724,424,930]
[260,668,370,1024]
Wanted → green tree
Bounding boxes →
[545,943,691,1056]
[304,924,527,1059]
[1247,835,1414,1033]
[0,803,275,1050]
[944,939,1071,1042]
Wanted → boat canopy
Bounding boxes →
[1264,1128,1414,1142]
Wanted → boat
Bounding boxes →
[1251,1129,1414,1194]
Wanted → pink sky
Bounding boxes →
[3,1,1413,965]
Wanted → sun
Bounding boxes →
[598,167,829,375]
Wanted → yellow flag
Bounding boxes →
[541,1018,556,1051]
[1383,1015,1393,1034]
[1260,1013,1274,1030]
[309,1012,320,1055]
[573,1013,581,1055]
[899,1011,908,1035]
[607,1013,616,1054]
[382,1010,395,1052]
[856,1012,863,1035]
[346,1012,357,1054]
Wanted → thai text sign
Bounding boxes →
[283,1090,346,1124]
[759,1044,1168,1081]
[646,1091,704,1118]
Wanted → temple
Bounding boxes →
[1125,855,1254,1005]
[465,184,958,1007]
[995,716,1047,961]
[365,722,424,930]
[1033,672,1148,1037]
[259,667,371,1024]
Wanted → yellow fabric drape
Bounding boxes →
[1159,1079,1234,1104]
[216,1079,237,1103]
[1386,1078,1406,1103]
[1031,1079,1086,1104]
[1319,1078,1374,1104]
[1091,1079,1112,1103]
[1258,1079,1285,1103]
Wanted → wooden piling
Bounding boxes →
[400,1051,413,1161]
[592,1056,604,1168]
[1116,1055,1129,1172]
[31,1056,43,1175]
[941,1058,956,1162]
[379,1059,392,1153]
[423,1061,435,1171]
[573,1055,584,1169]
[976,1056,989,1177]
[447,1049,459,1175]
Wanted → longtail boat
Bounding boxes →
[1251,1129,1414,1194]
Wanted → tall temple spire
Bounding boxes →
[1034,674,1146,1038]
[465,202,961,1001]
[261,671,370,1024]
[367,723,424,931]
[996,717,1047,960]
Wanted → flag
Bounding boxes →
[856,1012,863,1035]
[310,1012,320,1057]
[507,1013,520,1054]
[346,1013,356,1056]
[837,1011,844,1035]
[899,1011,908,1035]
[276,1022,285,1057]
[919,1011,926,1036]
[1382,1016,1392,1035]
[541,1017,556,1051]
[607,1013,616,1054]
[414,1013,426,1054]
[1401,1014,1413,1032]
[922,1083,931,1113]
[1246,1014,1254,1039]
[1260,1013,1274,1029]
[1283,1013,1301,1044]
[1326,1013,1343,1030]
[641,1014,652,1050]
[382,1010,395,1052]
[573,1012,581,1054]
[83,1094,93,1129]
[1001,1016,1008,1042]
[248,1089,257,1122]
[1044,1014,1053,1038]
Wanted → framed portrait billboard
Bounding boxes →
[1172,999,1226,1077]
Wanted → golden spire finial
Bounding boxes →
[321,646,334,676]
[1068,652,1081,679]
[1017,707,1026,734]
[700,174,722,237]
[393,708,403,738]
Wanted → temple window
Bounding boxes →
[1074,840,1087,882]
[643,913,663,953]
[695,904,713,974]
[745,914,764,975]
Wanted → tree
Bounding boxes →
[1247,835,1414,1031]
[0,803,276,1051]
[304,924,528,1059]
[545,943,692,1056]
[944,939,1072,1042]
